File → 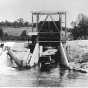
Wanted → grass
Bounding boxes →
[2,27,37,36]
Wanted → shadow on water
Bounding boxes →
[0,42,87,87]
[0,52,86,87]
[37,64,86,87]
[37,65,68,87]
[37,64,63,86]
[0,63,87,87]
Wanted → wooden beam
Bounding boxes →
[32,13,33,32]
[65,12,67,41]
[36,14,39,32]
[39,41,60,42]
[32,11,65,15]
[50,15,59,32]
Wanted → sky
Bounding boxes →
[0,0,88,27]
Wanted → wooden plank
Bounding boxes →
[32,11,65,15]
[30,43,39,66]
[38,41,60,42]
[38,40,66,42]
[60,42,69,67]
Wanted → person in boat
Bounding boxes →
[0,44,32,69]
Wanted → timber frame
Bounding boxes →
[31,11,67,43]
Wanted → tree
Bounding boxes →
[13,21,19,28]
[0,28,4,41]
[20,30,27,40]
[4,32,8,40]
[16,18,24,27]
[24,21,29,27]
[71,13,88,40]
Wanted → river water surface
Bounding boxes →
[0,65,88,87]
[0,41,88,87]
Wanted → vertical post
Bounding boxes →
[65,12,67,41]
[32,13,33,32]
[59,14,62,42]
[36,14,39,44]
[36,14,39,32]
[64,12,69,60]
[36,14,40,59]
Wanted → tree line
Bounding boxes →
[70,13,88,40]
[0,18,32,28]
[0,14,88,41]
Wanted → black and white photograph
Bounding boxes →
[0,0,88,87]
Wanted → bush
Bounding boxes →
[71,14,88,40]
[0,28,4,40]
[20,30,27,40]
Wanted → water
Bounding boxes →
[0,65,87,87]
[0,41,88,87]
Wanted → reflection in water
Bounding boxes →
[67,70,79,79]
[0,48,87,87]
[0,64,87,87]
[0,42,88,87]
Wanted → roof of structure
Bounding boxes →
[32,11,66,15]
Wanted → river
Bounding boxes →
[0,41,88,87]
[0,65,87,87]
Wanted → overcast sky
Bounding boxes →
[0,0,88,27]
